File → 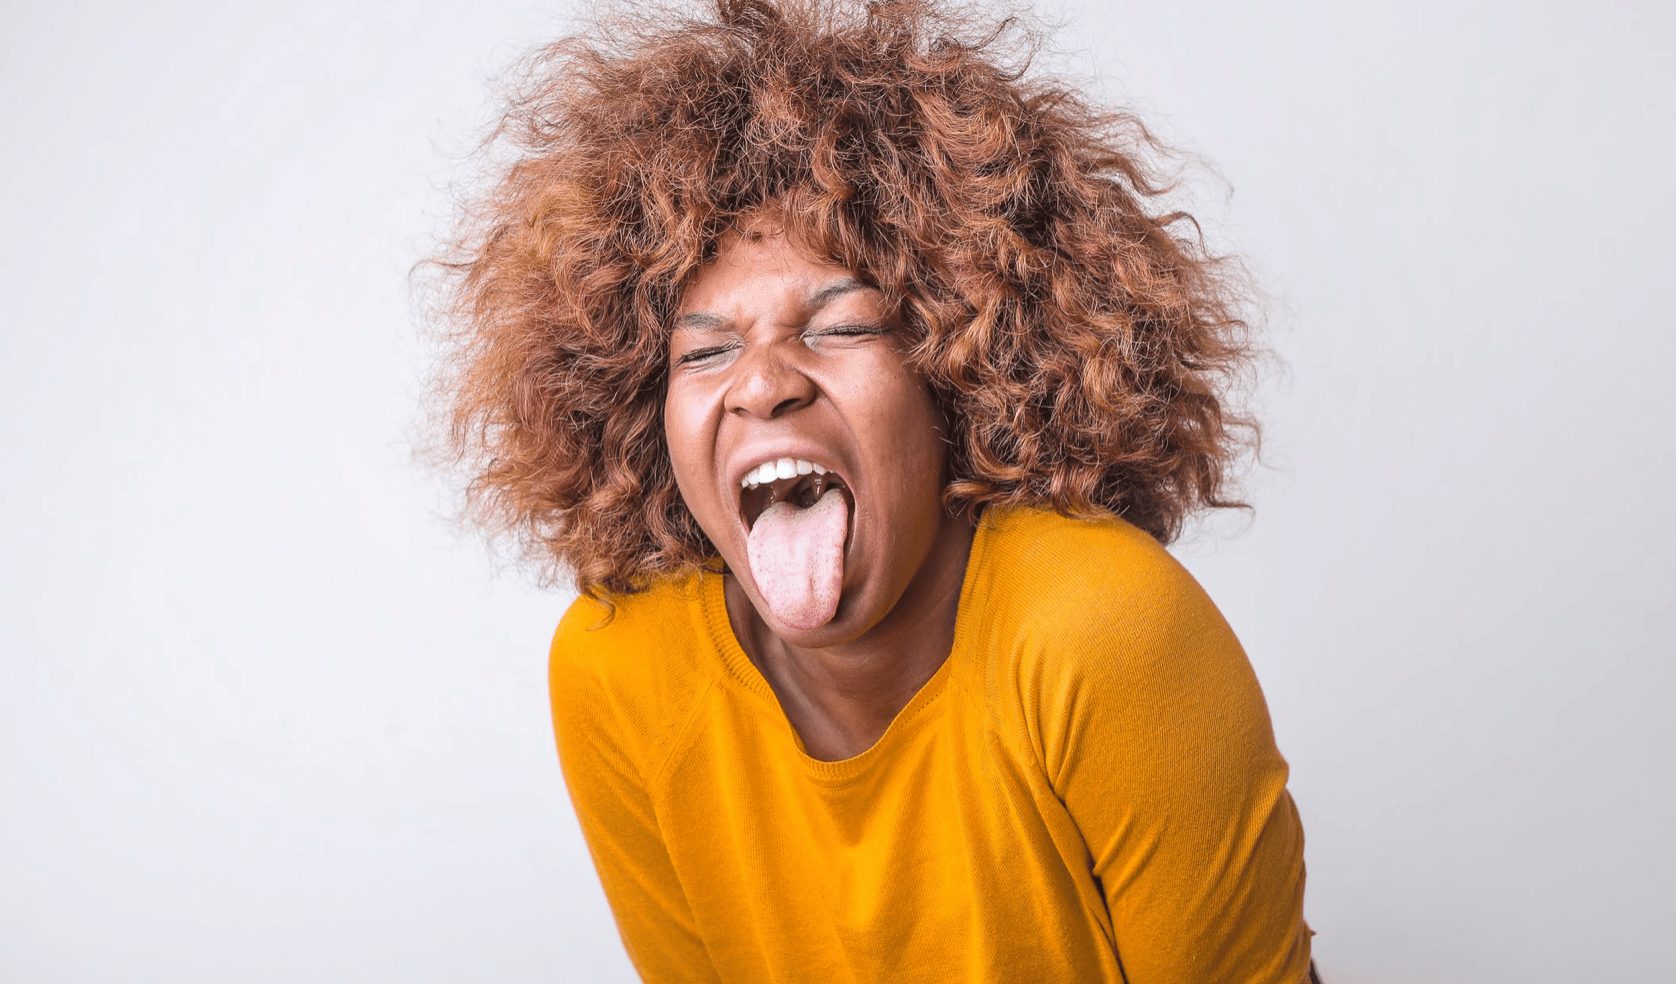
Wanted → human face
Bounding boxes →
[663,221,956,647]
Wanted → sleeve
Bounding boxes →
[1040,571,1313,984]
[548,619,723,983]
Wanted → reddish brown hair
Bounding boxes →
[422,0,1264,602]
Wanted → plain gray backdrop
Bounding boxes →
[3,1,1671,981]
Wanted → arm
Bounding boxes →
[549,621,722,983]
[1043,570,1313,983]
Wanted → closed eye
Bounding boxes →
[673,325,888,368]
[808,324,888,339]
[675,343,738,366]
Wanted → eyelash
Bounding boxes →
[675,324,884,366]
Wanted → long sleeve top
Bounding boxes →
[548,503,1314,982]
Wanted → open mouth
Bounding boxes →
[739,469,856,535]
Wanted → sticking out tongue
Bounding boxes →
[745,487,849,631]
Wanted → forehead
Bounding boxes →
[674,221,876,319]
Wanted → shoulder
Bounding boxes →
[978,504,1226,658]
[550,571,707,670]
[548,571,720,780]
[972,506,1272,775]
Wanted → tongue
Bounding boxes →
[745,486,849,631]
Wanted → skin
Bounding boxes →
[662,215,977,761]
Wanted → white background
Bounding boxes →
[3,1,1671,981]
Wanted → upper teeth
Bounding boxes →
[742,457,828,488]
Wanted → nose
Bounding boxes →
[724,340,816,419]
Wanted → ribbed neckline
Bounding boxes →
[695,506,998,785]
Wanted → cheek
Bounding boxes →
[662,383,735,534]
[661,392,706,497]
[856,366,946,472]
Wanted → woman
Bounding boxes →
[431,0,1317,979]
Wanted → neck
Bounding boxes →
[727,507,978,759]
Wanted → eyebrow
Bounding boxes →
[672,277,871,334]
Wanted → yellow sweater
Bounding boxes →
[549,504,1313,982]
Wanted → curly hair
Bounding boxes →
[422,0,1264,603]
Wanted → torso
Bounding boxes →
[549,503,1307,981]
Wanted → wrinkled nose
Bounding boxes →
[725,343,816,419]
